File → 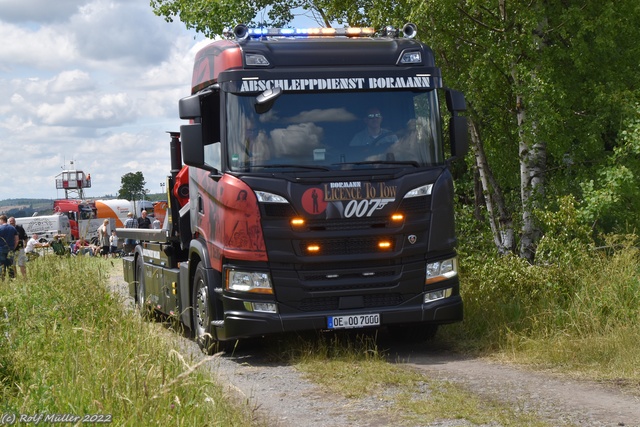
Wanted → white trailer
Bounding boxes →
[15,214,72,243]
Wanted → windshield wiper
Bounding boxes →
[339,160,420,167]
[252,164,331,171]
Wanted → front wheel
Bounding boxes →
[192,262,227,354]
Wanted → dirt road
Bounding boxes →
[110,268,640,427]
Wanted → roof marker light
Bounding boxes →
[400,51,422,64]
[246,54,270,66]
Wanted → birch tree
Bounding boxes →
[151,0,640,261]
[406,0,640,262]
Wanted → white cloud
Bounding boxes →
[48,70,95,93]
[0,0,210,200]
[0,0,89,24]
[0,23,77,71]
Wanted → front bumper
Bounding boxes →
[216,292,462,341]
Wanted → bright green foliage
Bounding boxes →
[117,171,146,201]
[579,103,640,234]
[150,0,367,36]
[535,196,593,266]
[408,0,640,255]
[456,226,640,378]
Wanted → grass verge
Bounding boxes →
[0,256,256,426]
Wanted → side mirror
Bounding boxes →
[178,89,221,170]
[449,116,468,158]
[254,87,282,114]
[179,93,203,119]
[445,89,468,159]
[180,122,205,167]
[445,89,466,112]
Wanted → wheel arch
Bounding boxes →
[182,238,224,331]
[187,238,223,301]
[186,237,208,298]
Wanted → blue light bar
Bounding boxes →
[243,27,376,39]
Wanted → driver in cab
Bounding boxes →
[349,107,398,147]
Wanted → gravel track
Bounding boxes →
[109,266,640,427]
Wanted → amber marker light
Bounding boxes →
[307,244,321,253]
[291,217,305,227]
[378,240,392,250]
[391,213,404,223]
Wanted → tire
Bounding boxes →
[192,262,224,355]
[135,258,150,318]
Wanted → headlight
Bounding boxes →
[226,269,273,294]
[404,184,433,199]
[426,257,457,284]
[255,191,288,203]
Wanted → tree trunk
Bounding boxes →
[469,118,515,254]
[516,95,546,263]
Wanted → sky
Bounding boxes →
[0,0,317,201]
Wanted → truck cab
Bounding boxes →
[125,24,468,353]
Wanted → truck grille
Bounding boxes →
[304,217,389,231]
[303,270,396,283]
[299,293,404,312]
[299,237,394,255]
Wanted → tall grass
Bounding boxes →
[455,224,640,381]
[0,256,256,426]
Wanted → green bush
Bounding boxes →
[455,200,640,378]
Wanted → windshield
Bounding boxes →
[79,205,94,220]
[225,90,443,172]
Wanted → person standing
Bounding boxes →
[109,230,119,257]
[137,210,151,229]
[152,216,161,229]
[97,219,110,258]
[0,215,18,280]
[124,212,137,253]
[8,217,27,278]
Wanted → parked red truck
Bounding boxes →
[119,24,468,353]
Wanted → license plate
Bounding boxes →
[327,313,380,329]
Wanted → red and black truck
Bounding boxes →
[120,23,468,353]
